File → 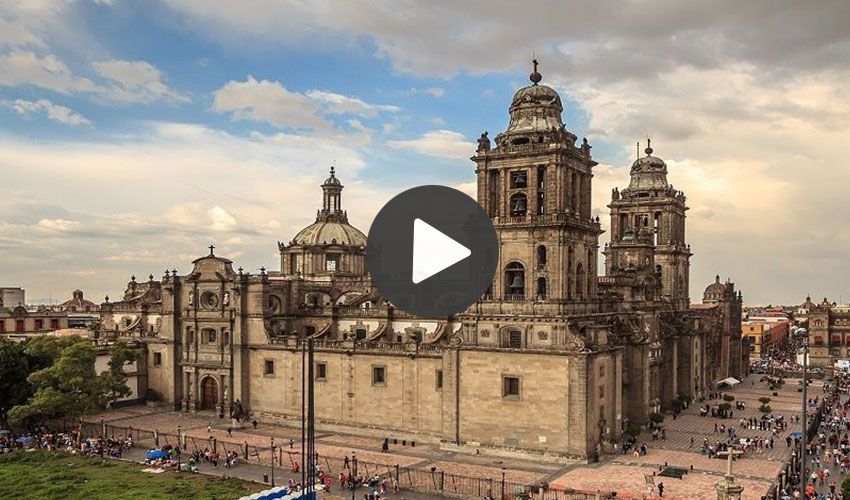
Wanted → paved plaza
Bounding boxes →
[88,373,817,499]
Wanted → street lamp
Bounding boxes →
[351,456,358,500]
[176,425,181,473]
[800,335,808,497]
[270,437,275,487]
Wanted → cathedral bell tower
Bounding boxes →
[607,141,691,309]
[472,60,603,306]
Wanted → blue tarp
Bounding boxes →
[146,449,167,459]
[15,436,34,444]
[790,431,803,438]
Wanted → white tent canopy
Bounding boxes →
[716,377,741,387]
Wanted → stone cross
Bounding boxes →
[717,447,744,476]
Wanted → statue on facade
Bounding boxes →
[612,187,620,200]
[223,291,230,306]
[477,131,491,151]
[188,290,194,307]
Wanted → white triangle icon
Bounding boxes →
[412,218,471,284]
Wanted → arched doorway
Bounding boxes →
[201,376,218,410]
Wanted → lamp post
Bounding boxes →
[270,437,275,487]
[176,425,181,473]
[351,456,358,500]
[800,336,808,496]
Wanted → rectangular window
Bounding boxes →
[153,352,162,366]
[503,375,520,399]
[372,365,386,386]
[264,360,275,376]
[316,362,327,381]
[599,365,605,377]
[508,330,522,348]
[598,385,605,398]
[50,318,59,329]
[436,370,443,390]
[0,321,5,333]
[35,319,43,330]
[15,319,24,332]
[325,254,340,272]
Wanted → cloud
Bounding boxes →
[0,50,101,94]
[213,76,398,133]
[387,130,475,160]
[0,16,46,47]
[306,89,399,116]
[402,87,445,98]
[0,122,395,301]
[2,98,91,125]
[92,59,189,104]
[213,76,331,130]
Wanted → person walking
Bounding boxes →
[657,482,664,497]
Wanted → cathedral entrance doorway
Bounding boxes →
[201,376,218,410]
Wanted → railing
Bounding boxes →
[62,418,585,500]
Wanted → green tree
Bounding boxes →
[9,338,141,438]
[0,339,31,429]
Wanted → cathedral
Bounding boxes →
[99,63,745,461]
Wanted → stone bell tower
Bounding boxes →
[608,141,691,310]
[472,60,603,307]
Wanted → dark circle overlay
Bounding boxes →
[366,185,498,318]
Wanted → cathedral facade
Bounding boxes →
[99,65,744,461]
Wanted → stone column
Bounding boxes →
[191,371,199,411]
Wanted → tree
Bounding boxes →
[9,338,141,438]
[0,339,31,429]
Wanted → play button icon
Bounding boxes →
[412,218,471,284]
[367,185,498,318]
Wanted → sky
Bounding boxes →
[0,0,848,306]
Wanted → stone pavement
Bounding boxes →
[547,374,822,499]
[89,373,817,499]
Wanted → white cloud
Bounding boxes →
[213,76,330,130]
[0,50,101,94]
[387,130,475,160]
[0,122,395,300]
[0,16,46,47]
[306,89,398,116]
[92,59,189,104]
[2,98,91,125]
[213,77,398,133]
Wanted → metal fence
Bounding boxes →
[60,419,595,500]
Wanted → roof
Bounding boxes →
[293,220,367,247]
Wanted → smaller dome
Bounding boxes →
[703,275,727,298]
[293,220,367,247]
[800,295,817,311]
[323,166,341,186]
[626,142,669,192]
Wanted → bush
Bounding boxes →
[723,395,735,402]
[625,424,642,438]
[758,397,772,405]
[719,403,731,411]
[649,413,665,424]
[758,404,772,413]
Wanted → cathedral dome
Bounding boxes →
[293,220,367,247]
[625,141,669,193]
[503,60,566,137]
[703,275,728,300]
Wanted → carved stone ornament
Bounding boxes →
[480,329,490,338]
[449,334,463,346]
[537,331,549,340]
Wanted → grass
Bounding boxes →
[0,450,265,500]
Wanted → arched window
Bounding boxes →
[504,262,525,299]
[576,263,585,299]
[537,245,547,269]
[536,277,547,300]
[567,246,574,300]
[509,193,527,217]
[507,330,522,348]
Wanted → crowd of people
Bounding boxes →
[0,427,132,458]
